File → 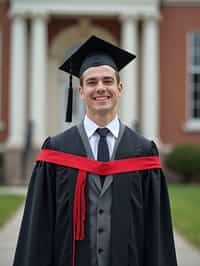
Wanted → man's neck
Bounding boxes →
[86,112,117,127]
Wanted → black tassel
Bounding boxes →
[65,74,73,122]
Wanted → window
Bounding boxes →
[185,32,200,131]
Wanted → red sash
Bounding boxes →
[37,149,161,266]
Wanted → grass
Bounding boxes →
[168,184,200,248]
[0,185,199,249]
[0,194,25,228]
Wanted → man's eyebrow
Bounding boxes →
[84,75,115,82]
[85,77,98,82]
[103,76,114,80]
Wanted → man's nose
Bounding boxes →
[96,81,106,93]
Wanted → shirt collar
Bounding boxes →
[84,115,120,139]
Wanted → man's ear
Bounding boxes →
[118,82,123,95]
[79,86,84,99]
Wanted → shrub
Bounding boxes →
[165,144,200,183]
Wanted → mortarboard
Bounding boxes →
[59,35,136,122]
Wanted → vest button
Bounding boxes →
[99,209,104,214]
[98,248,104,254]
[98,228,104,234]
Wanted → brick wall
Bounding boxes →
[160,5,200,145]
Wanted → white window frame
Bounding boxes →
[184,32,200,132]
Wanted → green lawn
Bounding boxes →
[168,184,200,248]
[0,186,199,249]
[0,195,25,228]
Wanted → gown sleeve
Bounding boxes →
[13,137,56,266]
[143,141,177,266]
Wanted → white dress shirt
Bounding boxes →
[83,115,120,160]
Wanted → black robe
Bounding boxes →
[13,125,177,266]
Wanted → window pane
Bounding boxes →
[189,32,200,120]
[193,73,200,88]
[193,33,200,66]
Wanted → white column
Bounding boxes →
[141,16,159,140]
[8,14,27,148]
[30,14,48,147]
[120,15,138,129]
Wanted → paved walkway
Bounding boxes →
[175,233,200,266]
[0,187,27,266]
[0,187,200,266]
[0,206,24,266]
[0,186,27,196]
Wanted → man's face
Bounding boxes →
[79,65,123,118]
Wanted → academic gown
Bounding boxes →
[13,125,177,266]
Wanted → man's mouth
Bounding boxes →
[94,96,111,101]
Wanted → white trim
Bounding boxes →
[183,119,200,132]
[10,3,160,18]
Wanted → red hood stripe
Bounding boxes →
[37,149,161,174]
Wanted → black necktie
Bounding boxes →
[96,128,110,186]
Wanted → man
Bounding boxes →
[13,36,177,266]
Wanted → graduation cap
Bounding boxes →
[59,35,136,122]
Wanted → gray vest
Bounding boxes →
[77,122,125,266]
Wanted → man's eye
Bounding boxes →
[87,80,97,85]
[104,79,113,85]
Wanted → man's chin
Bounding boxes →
[93,107,112,114]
